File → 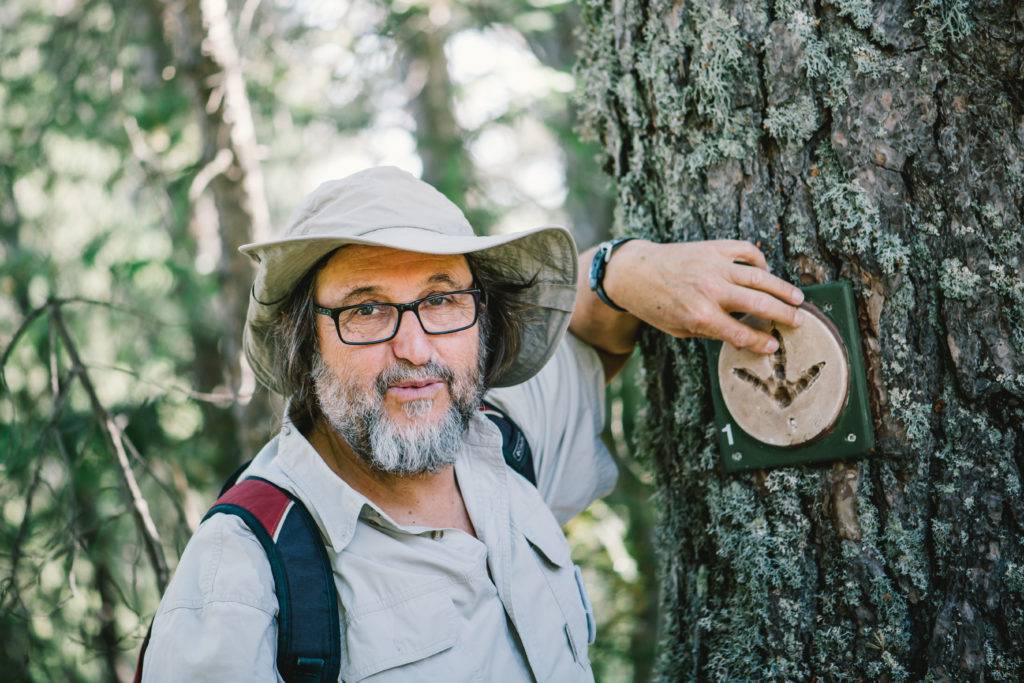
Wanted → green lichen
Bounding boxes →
[676,125,759,181]
[763,96,819,146]
[985,642,1024,683]
[1007,563,1024,595]
[916,0,975,51]
[939,257,982,299]
[832,0,875,31]
[700,469,815,680]
[985,264,1024,353]
[810,142,911,275]
[812,468,914,682]
[635,15,691,132]
[690,9,745,126]
[814,24,893,108]
[787,11,832,80]
[887,387,932,447]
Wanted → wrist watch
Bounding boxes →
[588,236,636,312]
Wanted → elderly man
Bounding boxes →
[140,167,803,681]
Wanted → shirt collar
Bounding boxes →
[265,424,369,552]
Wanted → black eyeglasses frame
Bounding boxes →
[312,287,485,346]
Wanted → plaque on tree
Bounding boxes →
[704,281,875,472]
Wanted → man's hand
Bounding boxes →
[603,239,805,354]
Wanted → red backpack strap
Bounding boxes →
[214,478,294,541]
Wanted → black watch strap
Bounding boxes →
[588,237,636,312]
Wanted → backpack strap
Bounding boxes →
[480,399,536,486]
[203,477,340,683]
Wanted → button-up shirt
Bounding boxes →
[142,332,617,681]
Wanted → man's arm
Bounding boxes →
[569,239,807,382]
[141,514,280,682]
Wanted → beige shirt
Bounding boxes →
[142,332,617,682]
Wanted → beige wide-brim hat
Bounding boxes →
[239,166,578,395]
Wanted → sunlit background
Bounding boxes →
[0,0,656,680]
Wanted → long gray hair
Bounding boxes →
[263,249,538,435]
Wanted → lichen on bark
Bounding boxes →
[575,0,1024,679]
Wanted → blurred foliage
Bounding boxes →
[0,0,653,680]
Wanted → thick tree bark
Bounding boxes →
[576,1,1024,680]
[152,0,278,467]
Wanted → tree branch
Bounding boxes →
[0,303,49,380]
[0,452,46,613]
[50,304,169,592]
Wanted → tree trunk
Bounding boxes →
[398,12,475,217]
[510,1,618,250]
[576,1,1024,680]
[152,0,278,469]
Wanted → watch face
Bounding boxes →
[588,245,608,289]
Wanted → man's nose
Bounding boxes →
[388,309,433,365]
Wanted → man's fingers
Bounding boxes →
[721,285,804,328]
[721,240,769,271]
[704,310,779,354]
[728,262,805,306]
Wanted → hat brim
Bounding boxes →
[241,225,578,394]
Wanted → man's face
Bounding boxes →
[311,245,485,475]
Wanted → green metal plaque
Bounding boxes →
[703,280,875,473]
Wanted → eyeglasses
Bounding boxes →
[313,287,484,345]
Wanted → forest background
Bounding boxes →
[0,0,660,681]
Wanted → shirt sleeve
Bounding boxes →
[483,331,618,524]
[142,513,281,683]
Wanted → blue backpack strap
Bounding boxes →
[203,477,341,683]
[480,399,536,486]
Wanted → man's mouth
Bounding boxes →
[390,379,440,389]
[385,378,445,400]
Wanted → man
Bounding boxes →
[142,166,804,681]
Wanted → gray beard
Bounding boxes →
[312,341,487,476]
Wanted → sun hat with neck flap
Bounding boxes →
[238,165,579,396]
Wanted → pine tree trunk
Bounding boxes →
[576,1,1024,680]
[398,13,475,219]
[511,3,618,250]
[152,0,278,468]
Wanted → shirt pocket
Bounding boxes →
[341,583,458,682]
[517,510,593,671]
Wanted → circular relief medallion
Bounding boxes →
[717,303,850,447]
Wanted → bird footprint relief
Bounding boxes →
[731,327,826,409]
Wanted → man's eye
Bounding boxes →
[354,304,379,316]
[425,294,451,307]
